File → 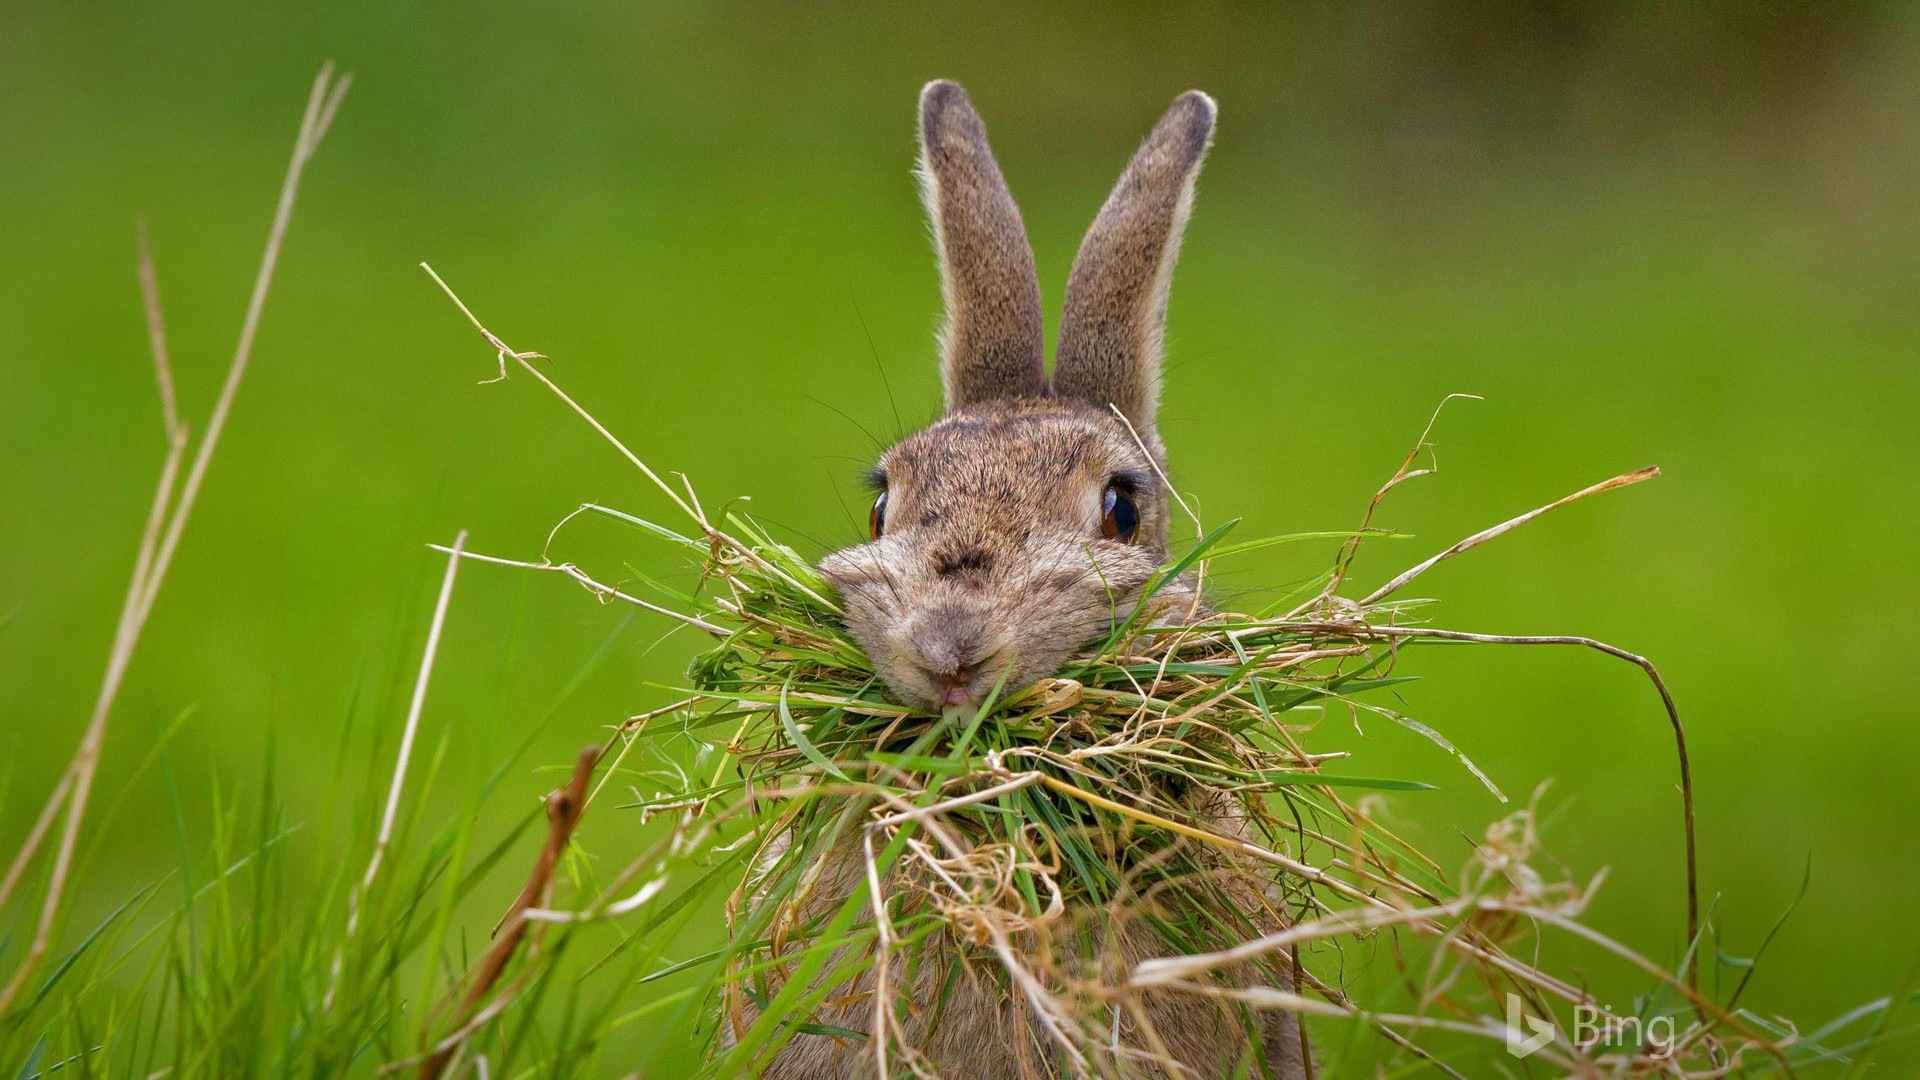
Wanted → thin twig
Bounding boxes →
[417,263,838,612]
[863,826,898,1080]
[428,544,727,634]
[1338,621,1702,1002]
[135,223,184,445]
[1360,465,1660,607]
[417,746,598,1080]
[1321,392,1480,603]
[326,529,468,1011]
[138,64,350,622]
[1108,404,1210,619]
[0,773,73,915]
[418,262,700,523]
[0,64,346,1015]
[0,247,186,963]
[383,967,542,1076]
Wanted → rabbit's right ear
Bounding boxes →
[918,80,1047,411]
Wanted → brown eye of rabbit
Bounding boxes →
[869,490,889,539]
[1101,487,1140,543]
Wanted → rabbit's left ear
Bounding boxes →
[1052,91,1215,449]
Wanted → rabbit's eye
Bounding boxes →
[1101,487,1140,543]
[869,490,889,539]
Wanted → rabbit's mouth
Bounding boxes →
[887,631,1020,712]
[929,662,982,708]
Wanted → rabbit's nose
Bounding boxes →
[895,604,1004,707]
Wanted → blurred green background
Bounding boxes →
[3,0,1917,1072]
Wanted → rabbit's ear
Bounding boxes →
[918,80,1047,411]
[1052,91,1215,444]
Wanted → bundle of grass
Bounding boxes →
[603,485,1730,1079]
[419,268,1841,1079]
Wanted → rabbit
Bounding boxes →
[732,82,1310,1079]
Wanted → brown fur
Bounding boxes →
[738,82,1307,1078]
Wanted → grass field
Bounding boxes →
[3,3,1917,1074]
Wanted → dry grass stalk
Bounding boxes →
[0,62,349,1017]
[415,746,600,1080]
[425,545,727,634]
[324,529,469,1011]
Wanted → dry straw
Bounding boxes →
[416,264,1810,1079]
[0,63,351,1016]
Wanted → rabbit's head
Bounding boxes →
[819,81,1214,710]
